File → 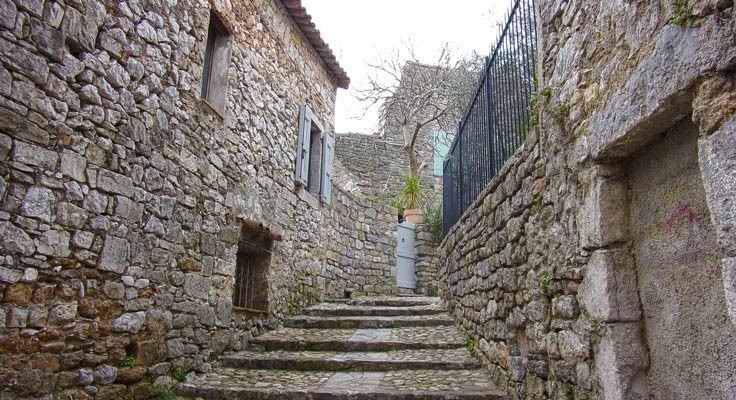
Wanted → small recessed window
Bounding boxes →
[233,224,274,312]
[201,11,233,114]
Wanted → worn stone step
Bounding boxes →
[249,326,466,351]
[221,348,482,371]
[326,296,441,307]
[304,303,446,317]
[284,314,454,329]
[175,368,507,399]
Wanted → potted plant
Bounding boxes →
[396,173,423,224]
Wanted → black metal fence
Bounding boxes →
[442,0,537,235]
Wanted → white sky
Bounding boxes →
[301,0,509,134]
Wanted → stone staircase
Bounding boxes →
[175,296,507,399]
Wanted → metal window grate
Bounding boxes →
[233,251,257,309]
[233,233,273,311]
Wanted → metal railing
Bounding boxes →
[442,0,537,235]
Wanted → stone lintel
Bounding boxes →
[588,20,736,160]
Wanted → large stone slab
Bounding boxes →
[595,323,649,400]
[578,249,642,323]
[588,20,736,159]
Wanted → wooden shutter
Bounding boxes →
[320,132,334,204]
[295,105,312,186]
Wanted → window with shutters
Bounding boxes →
[294,105,334,204]
[201,11,233,114]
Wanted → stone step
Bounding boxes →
[249,326,466,351]
[284,314,455,329]
[304,303,446,317]
[175,368,507,399]
[325,296,441,307]
[221,348,482,371]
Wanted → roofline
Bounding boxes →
[280,0,350,89]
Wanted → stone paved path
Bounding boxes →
[175,296,507,399]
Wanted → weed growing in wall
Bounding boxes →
[670,0,691,25]
[538,275,551,293]
[170,368,188,382]
[530,195,543,215]
[117,356,136,368]
[529,86,553,127]
[464,337,476,354]
[154,386,176,400]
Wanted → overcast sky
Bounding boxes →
[301,0,509,134]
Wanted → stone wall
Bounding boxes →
[334,132,442,203]
[439,1,736,399]
[335,133,407,199]
[414,223,439,296]
[0,0,397,398]
[322,184,398,297]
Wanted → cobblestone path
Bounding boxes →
[175,296,507,399]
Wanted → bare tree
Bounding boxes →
[357,44,482,176]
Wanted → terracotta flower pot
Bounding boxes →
[403,208,423,224]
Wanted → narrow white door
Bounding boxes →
[396,221,416,289]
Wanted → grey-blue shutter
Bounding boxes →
[320,132,334,204]
[295,105,312,186]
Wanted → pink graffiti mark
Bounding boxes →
[664,203,705,232]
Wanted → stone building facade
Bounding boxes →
[0,0,399,398]
[439,1,736,400]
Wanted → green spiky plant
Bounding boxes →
[395,173,422,210]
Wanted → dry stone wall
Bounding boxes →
[0,0,397,398]
[414,223,439,296]
[323,185,399,297]
[335,132,442,203]
[439,1,736,399]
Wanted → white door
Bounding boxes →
[396,221,416,289]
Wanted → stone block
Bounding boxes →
[13,140,58,169]
[578,177,628,249]
[552,295,579,319]
[111,311,146,334]
[595,322,649,400]
[114,196,143,222]
[21,186,55,223]
[0,37,48,85]
[0,221,35,256]
[93,365,117,385]
[0,265,22,283]
[56,202,87,228]
[7,307,28,327]
[60,150,87,182]
[558,330,589,361]
[98,236,129,274]
[29,18,64,62]
[48,302,77,325]
[97,169,134,196]
[0,0,16,30]
[35,230,71,257]
[579,249,642,323]
[698,116,736,256]
[183,274,211,300]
